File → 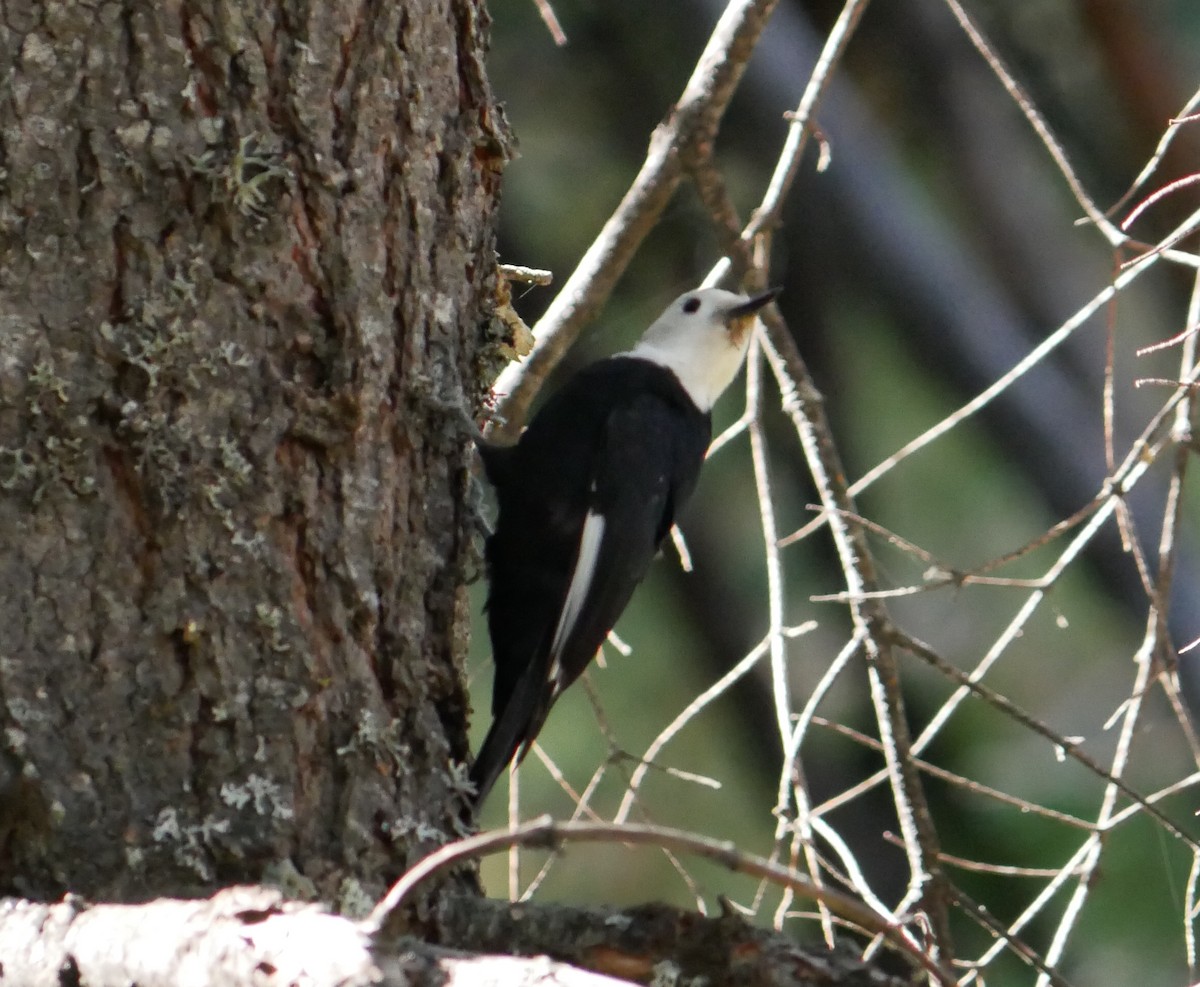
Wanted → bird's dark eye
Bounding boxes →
[682,297,702,314]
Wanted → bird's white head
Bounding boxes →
[628,286,780,412]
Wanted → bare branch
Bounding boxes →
[369,816,955,983]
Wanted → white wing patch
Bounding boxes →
[547,510,606,693]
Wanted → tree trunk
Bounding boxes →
[0,0,508,903]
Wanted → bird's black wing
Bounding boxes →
[544,388,710,700]
[470,359,711,804]
[470,365,612,803]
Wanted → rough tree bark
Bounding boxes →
[0,0,507,903]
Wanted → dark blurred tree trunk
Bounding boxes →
[0,0,507,903]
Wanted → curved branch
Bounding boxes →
[368,815,955,984]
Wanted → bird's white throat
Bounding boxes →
[626,337,751,412]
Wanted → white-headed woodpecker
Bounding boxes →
[470,286,780,805]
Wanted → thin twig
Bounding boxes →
[615,637,774,823]
[1187,848,1200,973]
[811,717,1096,831]
[939,0,1113,240]
[530,0,568,46]
[1122,173,1200,231]
[1136,320,1200,356]
[747,336,793,759]
[705,0,871,289]
[1031,266,1200,984]
[773,630,865,941]
[1109,84,1200,217]
[1104,770,1200,830]
[881,832,1081,878]
[952,885,1080,987]
[1036,630,1156,984]
[959,837,1096,983]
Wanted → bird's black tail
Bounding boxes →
[468,720,520,810]
[468,659,551,808]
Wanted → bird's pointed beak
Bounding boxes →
[726,287,782,321]
[724,287,781,344]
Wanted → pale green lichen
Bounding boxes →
[336,877,375,919]
[3,356,98,500]
[191,133,290,222]
[150,806,231,882]
[220,773,294,820]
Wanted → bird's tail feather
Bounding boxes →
[468,661,549,807]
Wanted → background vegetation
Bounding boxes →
[468,3,1200,984]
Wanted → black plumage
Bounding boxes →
[470,357,711,804]
[467,285,779,807]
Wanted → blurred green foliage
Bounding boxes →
[470,2,1200,983]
